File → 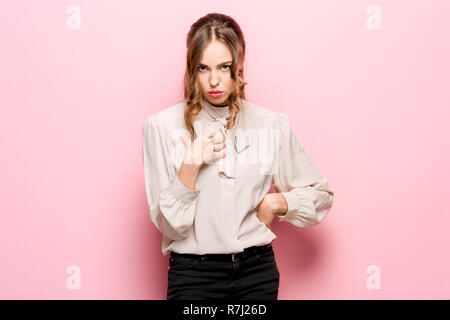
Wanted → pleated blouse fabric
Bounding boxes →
[142,97,334,256]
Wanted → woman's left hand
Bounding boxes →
[256,193,280,230]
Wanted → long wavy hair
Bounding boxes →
[183,13,248,140]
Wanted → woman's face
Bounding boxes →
[197,39,235,107]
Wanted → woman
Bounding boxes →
[142,13,334,300]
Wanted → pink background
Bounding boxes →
[1,0,449,299]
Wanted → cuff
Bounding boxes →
[166,175,201,202]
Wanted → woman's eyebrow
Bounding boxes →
[198,61,232,67]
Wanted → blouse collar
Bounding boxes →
[198,96,249,152]
[195,96,251,179]
[199,97,230,126]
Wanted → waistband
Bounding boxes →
[170,243,273,262]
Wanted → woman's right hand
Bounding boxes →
[180,125,227,168]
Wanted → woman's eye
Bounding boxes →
[197,65,231,72]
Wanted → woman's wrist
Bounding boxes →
[178,162,201,190]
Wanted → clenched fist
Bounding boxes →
[180,124,227,168]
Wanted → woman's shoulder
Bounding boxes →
[144,100,186,126]
[241,98,280,119]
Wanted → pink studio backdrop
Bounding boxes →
[1,0,449,299]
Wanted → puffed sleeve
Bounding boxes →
[272,112,334,228]
[142,117,201,240]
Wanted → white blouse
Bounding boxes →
[142,97,334,256]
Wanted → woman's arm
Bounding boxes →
[177,161,201,190]
[271,112,334,228]
[142,117,201,241]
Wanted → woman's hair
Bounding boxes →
[183,13,248,140]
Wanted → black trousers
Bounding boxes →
[167,243,280,300]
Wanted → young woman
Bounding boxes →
[142,13,334,300]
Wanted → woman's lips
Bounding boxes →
[209,91,223,98]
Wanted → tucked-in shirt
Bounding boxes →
[142,96,334,256]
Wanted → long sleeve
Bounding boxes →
[272,112,334,228]
[142,117,201,240]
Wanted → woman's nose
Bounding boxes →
[209,71,219,86]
